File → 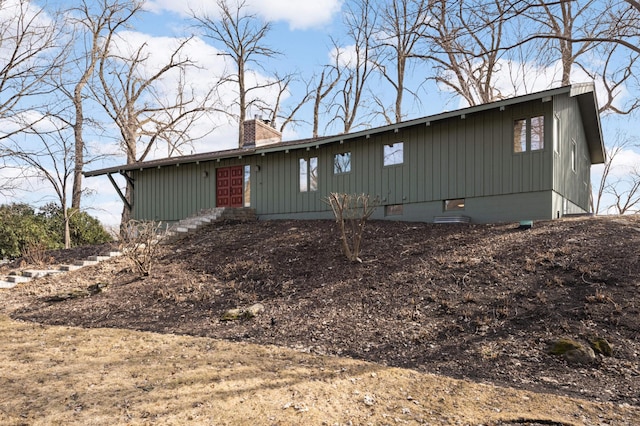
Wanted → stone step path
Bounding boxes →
[163,207,256,242]
[0,208,256,289]
[0,250,122,289]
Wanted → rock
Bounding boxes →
[245,303,265,318]
[590,337,613,356]
[220,303,265,321]
[363,394,375,406]
[87,282,108,295]
[549,338,596,365]
[220,308,244,321]
[563,346,596,365]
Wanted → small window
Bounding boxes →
[531,116,544,150]
[444,199,465,211]
[300,157,318,192]
[243,165,251,207]
[385,204,403,216]
[309,157,318,191]
[571,140,577,172]
[553,114,560,153]
[334,152,351,174]
[513,119,527,153]
[384,142,404,166]
[513,115,544,152]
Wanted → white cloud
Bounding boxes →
[146,0,342,30]
[440,59,630,112]
[251,0,342,30]
[592,148,640,179]
[329,44,359,69]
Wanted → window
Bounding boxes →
[300,157,318,192]
[531,116,544,150]
[553,114,560,153]
[385,204,403,216]
[384,142,404,165]
[571,140,577,172]
[309,157,318,191]
[243,165,251,207]
[444,199,465,211]
[334,152,351,174]
[513,119,527,153]
[513,115,544,153]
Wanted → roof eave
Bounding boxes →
[571,85,606,164]
[85,84,605,176]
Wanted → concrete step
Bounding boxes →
[0,248,122,289]
[22,269,64,278]
[88,255,111,262]
[73,259,98,267]
[0,280,16,289]
[60,264,82,272]
[6,275,31,283]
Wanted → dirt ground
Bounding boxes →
[1,215,639,424]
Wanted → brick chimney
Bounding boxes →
[243,118,282,148]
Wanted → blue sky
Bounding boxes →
[3,0,639,227]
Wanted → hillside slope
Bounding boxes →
[4,215,640,406]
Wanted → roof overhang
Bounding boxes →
[85,83,606,177]
[570,83,606,164]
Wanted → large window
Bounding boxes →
[384,142,404,165]
[514,115,544,153]
[571,140,577,172]
[334,152,351,174]
[299,157,318,192]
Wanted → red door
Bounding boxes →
[216,166,244,207]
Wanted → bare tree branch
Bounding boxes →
[193,0,279,147]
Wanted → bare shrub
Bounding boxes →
[21,241,52,266]
[120,220,164,277]
[324,193,378,262]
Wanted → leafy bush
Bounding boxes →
[40,203,112,247]
[0,203,59,258]
[0,203,112,259]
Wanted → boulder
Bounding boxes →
[549,338,596,365]
[590,337,613,356]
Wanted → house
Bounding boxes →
[85,83,605,224]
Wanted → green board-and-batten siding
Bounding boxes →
[130,92,589,223]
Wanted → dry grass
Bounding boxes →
[1,315,638,425]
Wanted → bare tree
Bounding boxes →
[372,0,430,123]
[193,0,279,147]
[594,131,640,214]
[524,0,601,86]
[329,0,378,133]
[492,0,640,113]
[419,0,513,106]
[56,0,142,210]
[515,0,640,56]
[0,0,60,143]
[259,72,313,134]
[96,35,216,224]
[522,0,639,113]
[311,63,342,138]
[2,115,76,247]
[608,167,640,214]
